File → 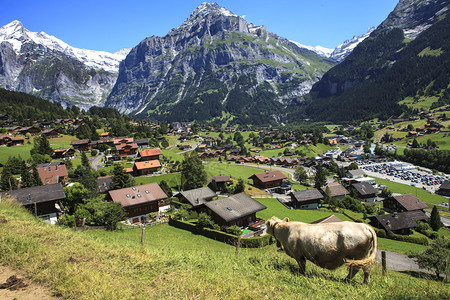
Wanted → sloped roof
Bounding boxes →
[109,183,167,208]
[438,180,450,190]
[352,182,377,196]
[347,169,365,177]
[321,182,349,197]
[139,148,163,157]
[209,175,231,183]
[249,171,287,183]
[70,139,90,145]
[0,183,65,205]
[370,211,428,231]
[178,187,216,207]
[204,193,266,222]
[290,189,324,203]
[310,214,343,224]
[97,176,112,193]
[37,164,68,185]
[391,194,428,211]
[134,160,161,170]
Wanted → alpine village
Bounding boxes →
[0,1,449,299]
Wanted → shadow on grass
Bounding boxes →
[399,270,445,282]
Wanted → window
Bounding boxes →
[137,194,142,198]
[126,194,130,198]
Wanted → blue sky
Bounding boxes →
[1,0,398,53]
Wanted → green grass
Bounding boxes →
[204,162,267,181]
[371,177,447,205]
[377,237,427,255]
[134,173,182,190]
[1,200,448,299]
[0,143,33,165]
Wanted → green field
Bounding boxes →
[204,162,267,181]
[1,200,447,299]
[371,177,447,205]
[135,173,182,190]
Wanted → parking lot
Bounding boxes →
[356,160,448,195]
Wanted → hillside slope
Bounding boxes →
[0,200,448,299]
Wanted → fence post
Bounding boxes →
[236,236,241,255]
[141,227,146,246]
[381,251,386,276]
[81,218,86,231]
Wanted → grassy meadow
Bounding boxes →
[0,200,448,299]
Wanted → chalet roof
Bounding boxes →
[0,183,65,205]
[178,187,216,207]
[390,194,428,211]
[135,138,149,145]
[134,160,161,170]
[438,180,450,190]
[139,148,163,157]
[70,139,90,145]
[249,171,287,183]
[310,214,343,224]
[115,143,138,151]
[113,137,134,144]
[290,189,324,203]
[37,164,68,185]
[370,211,428,231]
[209,175,231,183]
[204,193,266,222]
[97,176,112,193]
[109,183,167,208]
[352,182,377,196]
[347,169,365,177]
[321,182,349,197]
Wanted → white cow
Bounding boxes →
[266,216,377,283]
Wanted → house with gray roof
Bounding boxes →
[369,211,428,235]
[351,182,377,202]
[0,183,65,225]
[346,169,366,179]
[176,187,217,211]
[383,194,428,213]
[289,189,324,209]
[204,193,266,227]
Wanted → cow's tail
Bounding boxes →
[345,225,377,269]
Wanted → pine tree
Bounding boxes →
[31,134,53,156]
[0,167,18,191]
[181,151,207,190]
[110,164,135,190]
[429,205,443,231]
[81,151,91,169]
[314,163,327,189]
[31,165,43,186]
[19,161,33,188]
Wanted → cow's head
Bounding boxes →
[266,216,289,236]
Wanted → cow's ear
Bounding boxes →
[283,217,289,222]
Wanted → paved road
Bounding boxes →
[376,250,437,276]
[89,152,104,170]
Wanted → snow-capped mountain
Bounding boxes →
[0,20,129,73]
[289,41,333,58]
[0,20,128,109]
[330,27,376,62]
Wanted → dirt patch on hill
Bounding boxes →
[0,265,57,300]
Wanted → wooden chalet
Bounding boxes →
[115,142,138,158]
[108,183,168,224]
[351,182,377,202]
[138,148,163,161]
[176,187,217,211]
[18,126,41,135]
[133,160,161,176]
[209,175,232,191]
[135,138,149,148]
[0,183,65,225]
[369,211,429,235]
[436,180,450,197]
[52,148,75,159]
[41,128,59,138]
[289,189,324,209]
[0,136,24,146]
[204,193,266,227]
[70,139,91,151]
[321,182,349,200]
[36,164,68,185]
[249,171,287,189]
[383,194,428,213]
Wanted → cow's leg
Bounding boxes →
[297,256,306,275]
[344,266,360,282]
[362,267,371,284]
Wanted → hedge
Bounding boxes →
[169,218,274,248]
[372,227,429,246]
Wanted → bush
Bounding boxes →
[226,225,242,236]
[58,214,76,228]
[90,149,98,157]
